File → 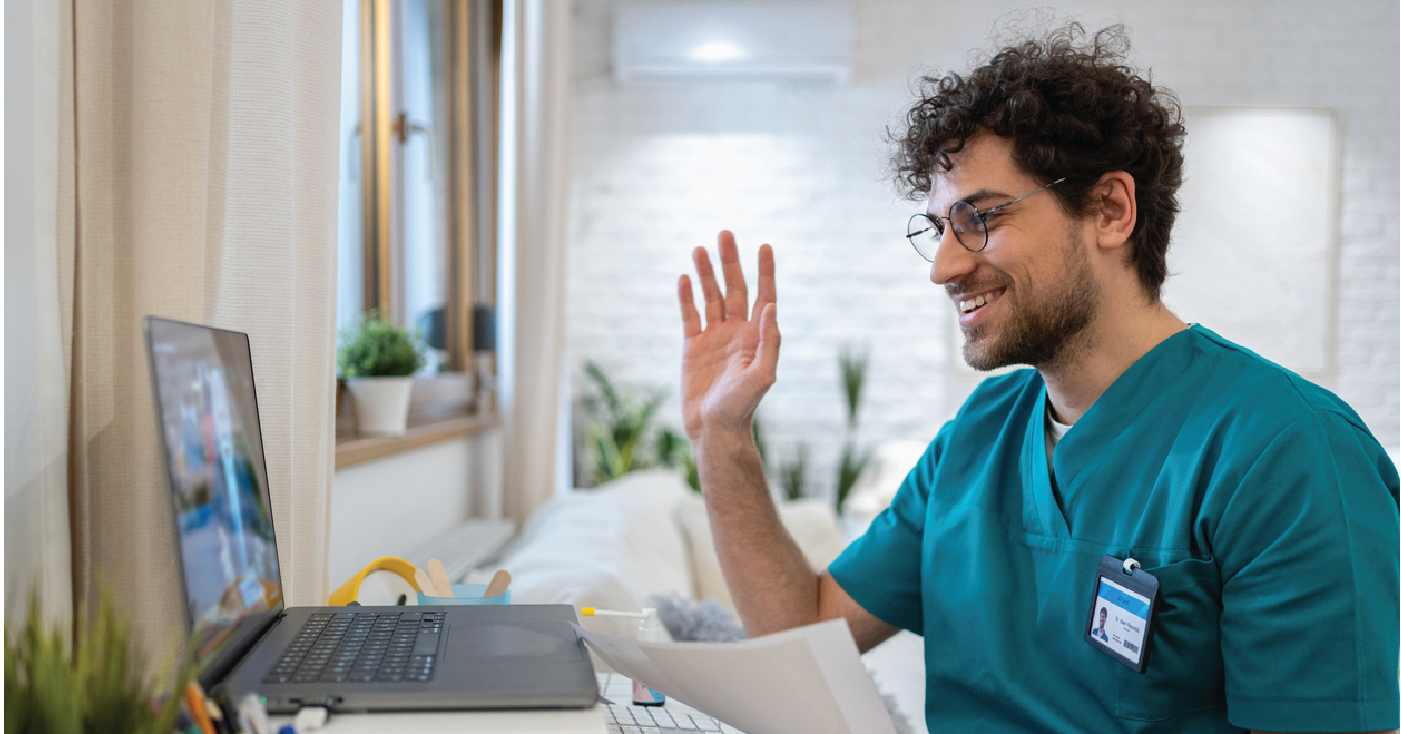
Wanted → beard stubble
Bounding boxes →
[960,232,1101,372]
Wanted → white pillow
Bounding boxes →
[674,493,847,608]
[498,469,694,614]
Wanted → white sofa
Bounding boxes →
[471,469,928,732]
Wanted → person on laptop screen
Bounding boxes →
[674,21,1400,734]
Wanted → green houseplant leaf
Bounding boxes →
[337,312,426,378]
[838,344,869,429]
[5,588,193,734]
[835,343,872,511]
[836,439,872,512]
[579,361,692,487]
[779,442,810,502]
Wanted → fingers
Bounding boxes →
[691,231,773,328]
[679,275,701,339]
[750,243,775,322]
[718,232,749,321]
[692,246,725,327]
[752,302,781,385]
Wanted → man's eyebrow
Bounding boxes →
[926,188,1011,215]
[959,188,1011,208]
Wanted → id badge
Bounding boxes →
[1085,555,1160,673]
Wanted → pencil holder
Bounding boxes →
[417,584,511,606]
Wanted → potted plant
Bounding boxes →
[5,590,194,734]
[338,314,426,436]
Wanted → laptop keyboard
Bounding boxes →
[604,703,728,732]
[262,611,446,685]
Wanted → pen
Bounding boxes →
[183,683,217,734]
[582,607,648,619]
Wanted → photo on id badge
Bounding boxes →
[1085,555,1160,674]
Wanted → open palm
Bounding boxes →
[678,231,780,440]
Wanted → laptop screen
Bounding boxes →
[146,318,284,665]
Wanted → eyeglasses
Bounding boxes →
[905,177,1067,259]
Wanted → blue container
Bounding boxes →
[416,583,511,606]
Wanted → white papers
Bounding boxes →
[573,619,897,734]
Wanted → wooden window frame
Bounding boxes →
[337,0,501,467]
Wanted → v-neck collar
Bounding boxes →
[1022,325,1204,538]
[1027,386,1071,537]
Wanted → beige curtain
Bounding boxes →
[58,0,341,661]
[499,0,572,526]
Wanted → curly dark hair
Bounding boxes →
[894,23,1185,301]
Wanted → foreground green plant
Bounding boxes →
[338,312,426,378]
[5,591,192,734]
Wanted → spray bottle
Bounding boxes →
[581,607,666,706]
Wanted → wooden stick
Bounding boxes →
[415,568,439,597]
[426,558,455,598]
[484,569,511,597]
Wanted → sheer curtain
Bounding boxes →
[26,0,342,662]
[499,0,572,526]
[5,0,71,628]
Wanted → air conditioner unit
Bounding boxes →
[613,1,852,84]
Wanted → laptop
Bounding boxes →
[144,316,599,714]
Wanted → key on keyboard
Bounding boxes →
[262,611,447,685]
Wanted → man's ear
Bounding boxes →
[1092,171,1137,253]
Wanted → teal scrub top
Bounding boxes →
[829,325,1400,733]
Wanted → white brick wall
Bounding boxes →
[565,0,1400,499]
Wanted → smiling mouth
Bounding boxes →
[957,289,1003,314]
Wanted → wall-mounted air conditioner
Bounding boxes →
[613,1,852,84]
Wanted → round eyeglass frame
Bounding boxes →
[906,177,1067,259]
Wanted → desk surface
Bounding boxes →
[280,708,606,733]
[269,674,745,733]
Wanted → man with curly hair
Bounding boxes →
[678,22,1398,734]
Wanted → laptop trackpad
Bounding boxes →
[444,623,577,661]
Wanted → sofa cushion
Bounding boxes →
[498,470,694,624]
[674,493,848,608]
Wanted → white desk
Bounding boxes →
[268,674,731,733]
[281,708,606,733]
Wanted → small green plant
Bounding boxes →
[835,344,872,511]
[837,441,870,509]
[337,312,425,378]
[5,590,193,734]
[581,361,688,486]
[779,442,810,501]
[839,345,869,429]
[654,428,689,471]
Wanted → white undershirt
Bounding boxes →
[1046,403,1073,445]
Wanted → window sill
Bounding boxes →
[335,408,498,470]
[334,374,498,470]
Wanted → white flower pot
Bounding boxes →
[346,377,414,437]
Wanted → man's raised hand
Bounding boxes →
[678,231,780,441]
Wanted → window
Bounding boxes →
[337,0,500,380]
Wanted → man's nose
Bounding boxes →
[930,225,976,285]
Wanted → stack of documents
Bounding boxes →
[574,619,897,734]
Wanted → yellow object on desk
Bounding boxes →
[327,556,422,605]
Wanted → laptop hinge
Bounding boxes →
[199,609,286,693]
